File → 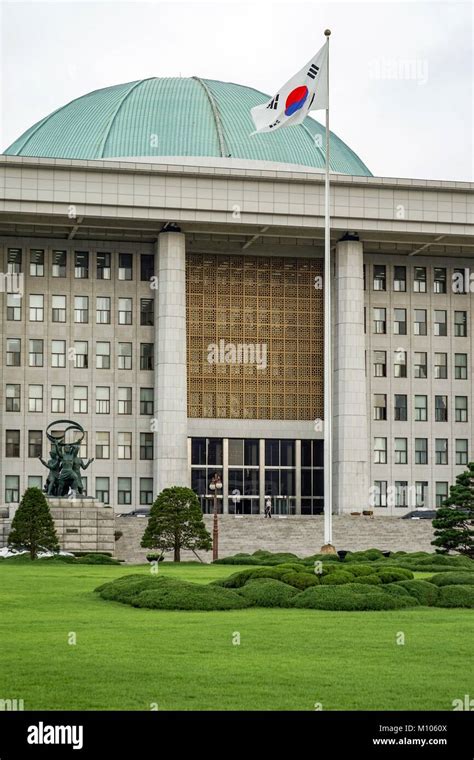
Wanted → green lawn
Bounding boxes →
[0,561,471,711]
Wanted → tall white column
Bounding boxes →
[333,238,369,513]
[154,231,189,493]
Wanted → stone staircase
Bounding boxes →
[115,514,435,564]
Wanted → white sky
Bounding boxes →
[0,0,472,181]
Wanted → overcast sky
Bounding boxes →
[0,0,472,180]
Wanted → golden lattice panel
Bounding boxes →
[186,254,323,420]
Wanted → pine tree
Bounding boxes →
[432,462,474,558]
[141,486,212,562]
[8,487,60,560]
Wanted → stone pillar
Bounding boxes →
[333,238,369,513]
[154,231,189,493]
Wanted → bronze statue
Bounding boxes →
[40,421,94,498]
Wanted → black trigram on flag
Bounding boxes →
[266,93,279,110]
[307,63,319,79]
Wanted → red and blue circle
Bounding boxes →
[285,85,308,116]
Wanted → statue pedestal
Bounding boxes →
[47,497,115,555]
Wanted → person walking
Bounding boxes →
[264,497,272,518]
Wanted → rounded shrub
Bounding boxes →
[351,574,382,585]
[320,571,355,585]
[346,564,379,577]
[375,568,414,583]
[292,585,413,611]
[131,580,249,610]
[429,572,474,587]
[395,580,439,606]
[280,571,320,590]
[382,584,419,606]
[344,549,385,563]
[237,578,299,607]
[435,585,474,609]
[213,568,261,588]
[76,553,119,565]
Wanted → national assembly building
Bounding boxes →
[0,76,473,518]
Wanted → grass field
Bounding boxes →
[0,561,471,711]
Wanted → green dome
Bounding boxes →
[4,77,371,175]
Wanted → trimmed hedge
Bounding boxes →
[280,571,320,590]
[435,585,474,609]
[375,568,414,583]
[237,578,299,607]
[395,580,439,606]
[429,572,474,587]
[351,574,382,585]
[76,553,119,565]
[291,584,413,611]
[381,585,419,606]
[96,575,248,610]
[320,571,355,585]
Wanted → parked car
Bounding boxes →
[119,508,150,518]
[402,508,437,520]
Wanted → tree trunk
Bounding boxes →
[30,544,36,561]
[174,543,180,562]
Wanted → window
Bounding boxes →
[118,298,132,325]
[414,352,427,379]
[415,438,428,465]
[75,251,89,278]
[140,387,154,415]
[373,307,386,334]
[7,338,21,367]
[52,340,66,368]
[5,475,19,503]
[97,252,111,279]
[455,353,467,379]
[414,309,427,335]
[373,350,386,377]
[435,439,448,465]
[394,350,407,378]
[7,293,21,320]
[6,430,20,457]
[96,477,110,505]
[141,254,154,281]
[74,341,88,368]
[118,432,132,459]
[140,478,154,505]
[96,387,110,414]
[373,481,387,507]
[96,342,111,370]
[435,482,448,507]
[29,339,43,367]
[140,432,153,460]
[52,250,66,277]
[51,385,66,413]
[434,309,447,336]
[394,394,407,421]
[394,438,407,464]
[374,437,387,464]
[435,395,448,422]
[28,385,43,413]
[433,267,446,293]
[434,353,447,379]
[7,248,21,274]
[118,477,132,505]
[393,266,406,292]
[118,343,132,370]
[95,432,110,459]
[28,430,42,458]
[456,439,468,465]
[454,311,467,337]
[140,298,154,326]
[73,386,88,413]
[74,296,89,323]
[118,387,132,414]
[6,384,21,412]
[414,266,427,292]
[30,249,44,276]
[118,253,133,280]
[96,296,111,324]
[395,481,408,508]
[453,268,466,294]
[414,395,427,421]
[394,308,406,335]
[29,294,44,321]
[52,295,66,322]
[373,394,387,421]
[140,343,154,370]
[28,476,42,490]
[455,396,468,422]
[373,265,386,291]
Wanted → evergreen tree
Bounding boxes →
[141,486,212,562]
[8,487,60,560]
[432,462,474,558]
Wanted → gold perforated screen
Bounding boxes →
[186,254,323,420]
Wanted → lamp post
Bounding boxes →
[209,472,222,561]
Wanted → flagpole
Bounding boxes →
[322,28,334,551]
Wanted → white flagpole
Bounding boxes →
[323,28,333,549]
